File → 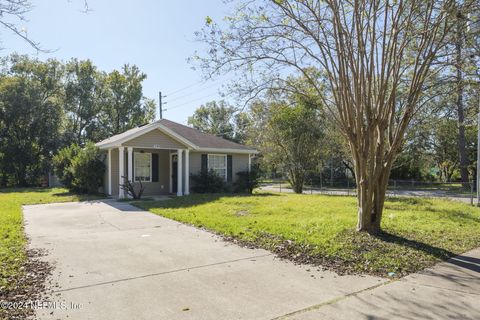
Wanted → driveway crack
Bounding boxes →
[53,253,273,293]
[269,279,395,320]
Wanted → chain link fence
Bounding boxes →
[259,178,476,205]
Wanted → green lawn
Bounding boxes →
[135,192,480,277]
[0,188,102,291]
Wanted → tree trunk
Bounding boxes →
[455,11,469,184]
[288,168,304,194]
[353,142,394,235]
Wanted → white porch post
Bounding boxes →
[177,149,183,196]
[127,147,133,199]
[248,153,252,172]
[108,149,112,195]
[184,149,190,195]
[127,147,133,182]
[118,146,125,199]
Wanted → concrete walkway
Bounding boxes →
[23,201,479,320]
[280,248,480,320]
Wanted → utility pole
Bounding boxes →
[477,102,480,206]
[158,91,167,120]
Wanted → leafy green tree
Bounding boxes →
[188,100,248,143]
[432,119,459,182]
[0,59,64,186]
[95,65,155,141]
[250,96,324,193]
[63,59,105,145]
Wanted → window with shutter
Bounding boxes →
[207,154,227,181]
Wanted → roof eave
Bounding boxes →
[95,123,197,150]
[196,147,258,154]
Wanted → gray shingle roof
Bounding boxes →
[159,119,255,151]
[96,119,257,152]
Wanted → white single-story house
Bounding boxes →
[96,119,257,198]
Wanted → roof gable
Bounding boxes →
[96,119,257,153]
[122,128,187,149]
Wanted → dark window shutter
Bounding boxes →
[152,153,159,182]
[201,154,208,173]
[227,155,233,182]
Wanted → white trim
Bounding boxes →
[108,149,112,195]
[134,152,153,183]
[127,147,133,184]
[208,154,228,182]
[198,147,258,154]
[177,149,183,196]
[118,146,125,199]
[120,145,176,150]
[97,123,197,150]
[184,149,190,195]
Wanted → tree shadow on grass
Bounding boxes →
[385,197,433,206]
[135,192,280,210]
[376,231,455,261]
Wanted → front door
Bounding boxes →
[171,154,178,193]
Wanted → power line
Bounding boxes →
[165,74,237,98]
[166,82,224,104]
[165,80,207,96]
[165,92,221,111]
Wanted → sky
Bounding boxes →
[1,0,233,124]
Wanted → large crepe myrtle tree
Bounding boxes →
[194,0,463,234]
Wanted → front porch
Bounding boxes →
[105,147,191,199]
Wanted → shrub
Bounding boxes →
[234,164,260,194]
[53,142,105,194]
[52,144,81,189]
[70,143,105,194]
[191,169,227,193]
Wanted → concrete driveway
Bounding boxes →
[23,201,479,320]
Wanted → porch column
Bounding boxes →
[248,153,252,172]
[127,147,133,182]
[177,149,183,196]
[108,149,112,195]
[184,149,190,195]
[118,146,125,199]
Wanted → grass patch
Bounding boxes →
[0,188,102,291]
[134,192,480,277]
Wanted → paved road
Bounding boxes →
[23,201,479,320]
[260,185,474,204]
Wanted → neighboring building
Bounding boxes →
[96,119,257,198]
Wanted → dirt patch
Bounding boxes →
[235,210,249,217]
[0,248,53,320]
